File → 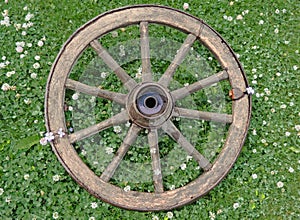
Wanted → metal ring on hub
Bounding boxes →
[127,82,173,129]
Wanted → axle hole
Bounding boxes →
[144,96,157,109]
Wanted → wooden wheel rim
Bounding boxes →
[45,5,251,211]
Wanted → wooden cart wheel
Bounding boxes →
[45,5,251,211]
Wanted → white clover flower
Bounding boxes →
[57,128,65,138]
[34,55,40,61]
[170,185,175,190]
[295,125,300,131]
[24,98,31,104]
[81,149,87,156]
[183,3,189,10]
[37,40,44,47]
[5,196,11,203]
[1,83,10,91]
[293,65,298,71]
[40,137,48,146]
[236,14,243,20]
[52,212,59,219]
[275,9,280,14]
[233,202,240,209]
[288,167,294,173]
[89,217,96,220]
[125,121,131,127]
[16,46,23,53]
[154,169,161,176]
[259,20,264,25]
[180,163,187,170]
[252,174,257,179]
[0,63,6,69]
[33,62,40,69]
[285,132,291,137]
[152,215,159,220]
[105,147,114,155]
[100,72,108,78]
[113,125,122,134]
[53,174,60,182]
[209,211,216,220]
[124,185,131,192]
[6,71,15,77]
[150,148,156,154]
[186,155,193,161]
[91,202,98,209]
[246,87,255,95]
[252,149,257,153]
[25,12,34,21]
[227,16,233,21]
[277,181,284,188]
[72,93,79,100]
[111,31,118,38]
[280,104,287,109]
[30,73,37,79]
[0,188,4,195]
[167,211,174,219]
[274,28,279,34]
[24,174,30,180]
[45,132,55,142]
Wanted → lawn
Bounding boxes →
[0,0,299,219]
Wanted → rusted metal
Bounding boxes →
[45,5,251,211]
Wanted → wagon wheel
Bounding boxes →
[45,5,251,211]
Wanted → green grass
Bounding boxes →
[1,0,299,219]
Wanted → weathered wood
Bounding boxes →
[148,129,164,193]
[65,79,127,105]
[162,120,212,171]
[101,124,141,182]
[45,5,251,211]
[68,110,129,143]
[171,70,228,100]
[140,22,152,82]
[90,40,137,90]
[158,34,197,87]
[173,107,232,124]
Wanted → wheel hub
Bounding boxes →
[127,82,173,129]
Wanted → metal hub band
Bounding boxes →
[126,82,173,129]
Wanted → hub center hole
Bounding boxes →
[144,96,157,109]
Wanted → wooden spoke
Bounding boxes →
[65,79,127,105]
[140,22,152,82]
[158,34,197,87]
[90,40,137,90]
[171,70,229,100]
[148,129,164,193]
[173,107,232,124]
[100,124,141,182]
[162,120,212,171]
[68,110,129,143]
